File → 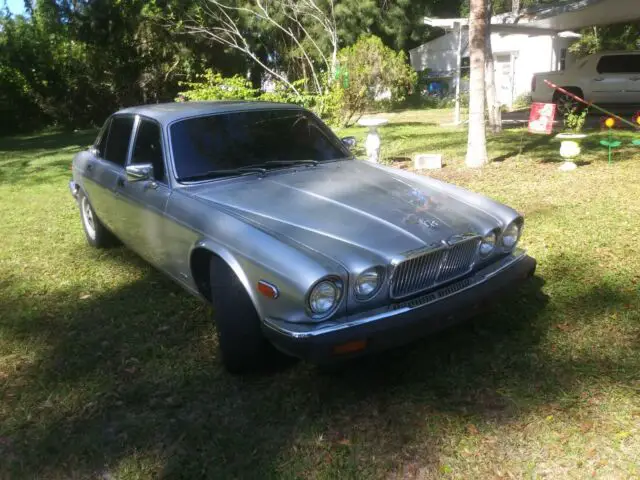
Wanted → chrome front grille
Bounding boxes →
[391,238,481,298]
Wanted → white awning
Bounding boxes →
[425,0,640,33]
[522,0,640,31]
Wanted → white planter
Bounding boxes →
[554,133,587,171]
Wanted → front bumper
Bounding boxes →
[263,251,537,363]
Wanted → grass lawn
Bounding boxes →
[1,110,639,479]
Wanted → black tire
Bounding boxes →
[209,258,282,374]
[553,88,585,115]
[77,189,119,248]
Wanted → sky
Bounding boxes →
[5,0,26,15]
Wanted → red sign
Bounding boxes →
[528,102,557,135]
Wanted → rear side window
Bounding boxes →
[597,55,640,74]
[131,119,165,183]
[104,116,135,166]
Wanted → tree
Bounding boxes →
[569,23,640,58]
[485,0,501,133]
[466,0,488,168]
[178,0,339,97]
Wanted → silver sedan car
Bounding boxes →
[69,102,537,373]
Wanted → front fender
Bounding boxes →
[189,238,265,318]
[190,235,349,325]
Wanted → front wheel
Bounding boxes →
[77,190,118,248]
[553,89,585,115]
[210,259,285,374]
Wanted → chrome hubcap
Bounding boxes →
[81,196,96,239]
[559,96,577,113]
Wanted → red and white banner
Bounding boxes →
[528,102,557,135]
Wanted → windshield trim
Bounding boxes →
[176,157,353,185]
[166,107,352,186]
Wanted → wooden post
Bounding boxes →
[454,21,463,125]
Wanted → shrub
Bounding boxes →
[512,93,532,111]
[176,71,343,126]
[333,35,416,126]
[564,107,589,132]
[259,79,316,109]
[177,71,258,101]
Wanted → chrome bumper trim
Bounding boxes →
[263,249,528,339]
[69,180,79,199]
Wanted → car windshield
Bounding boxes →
[170,109,351,181]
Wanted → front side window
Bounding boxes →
[170,109,350,181]
[104,116,135,167]
[131,119,166,183]
[95,119,111,158]
[597,55,640,74]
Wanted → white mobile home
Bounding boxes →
[410,24,579,107]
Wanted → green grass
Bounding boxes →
[1,112,639,479]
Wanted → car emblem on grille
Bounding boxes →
[404,213,439,229]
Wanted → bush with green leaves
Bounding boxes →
[333,35,417,126]
[177,72,342,125]
[259,79,316,109]
[177,71,259,101]
[564,107,589,132]
[512,93,532,111]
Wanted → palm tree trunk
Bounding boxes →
[485,0,502,133]
[466,0,489,168]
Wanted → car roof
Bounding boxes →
[116,101,304,124]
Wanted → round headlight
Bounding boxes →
[479,232,497,257]
[308,280,340,316]
[502,222,521,249]
[355,268,382,298]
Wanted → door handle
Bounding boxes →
[86,163,93,172]
[593,77,605,82]
[116,176,125,188]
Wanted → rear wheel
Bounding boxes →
[209,259,284,374]
[553,88,585,115]
[78,190,118,248]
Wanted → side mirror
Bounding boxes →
[126,163,153,182]
[342,136,357,150]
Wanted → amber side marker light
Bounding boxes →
[333,339,368,355]
[257,280,279,299]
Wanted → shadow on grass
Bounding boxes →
[382,121,440,129]
[2,247,638,477]
[0,130,97,153]
[0,130,97,186]
[489,134,553,163]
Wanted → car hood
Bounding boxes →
[188,161,518,267]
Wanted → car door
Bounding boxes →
[624,54,640,103]
[590,55,631,104]
[114,116,172,267]
[82,115,135,233]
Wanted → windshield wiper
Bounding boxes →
[179,167,267,182]
[263,160,319,167]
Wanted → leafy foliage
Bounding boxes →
[177,35,416,129]
[177,72,328,118]
[333,36,416,126]
[563,107,589,133]
[1,0,638,134]
[178,72,259,102]
[569,24,640,58]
